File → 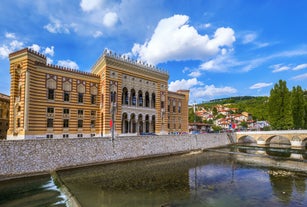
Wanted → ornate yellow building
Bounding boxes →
[7,48,189,139]
[0,93,10,139]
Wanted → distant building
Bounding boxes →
[7,48,189,139]
[0,93,10,139]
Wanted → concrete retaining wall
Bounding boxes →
[0,133,232,178]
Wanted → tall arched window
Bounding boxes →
[122,87,129,105]
[131,89,136,106]
[151,93,156,108]
[145,92,150,107]
[138,90,143,107]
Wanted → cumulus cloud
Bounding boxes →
[80,0,104,12]
[188,71,201,78]
[57,60,79,69]
[29,44,41,52]
[103,12,119,27]
[44,18,71,34]
[168,78,202,92]
[5,32,16,39]
[44,46,54,56]
[0,33,24,59]
[249,82,273,89]
[293,63,307,71]
[192,85,237,98]
[132,14,235,64]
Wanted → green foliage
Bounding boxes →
[292,86,305,129]
[268,80,293,130]
[240,121,248,129]
[212,125,222,132]
[188,108,202,123]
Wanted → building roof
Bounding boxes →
[0,93,10,102]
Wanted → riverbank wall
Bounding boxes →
[0,133,233,179]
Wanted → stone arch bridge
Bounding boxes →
[235,130,307,148]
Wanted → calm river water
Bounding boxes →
[1,144,307,207]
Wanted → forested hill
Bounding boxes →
[199,96,269,121]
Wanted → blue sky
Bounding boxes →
[1,0,307,104]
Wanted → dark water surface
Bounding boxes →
[1,145,307,206]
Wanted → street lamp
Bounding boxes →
[161,108,165,133]
[111,102,117,141]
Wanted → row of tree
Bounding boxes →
[189,79,307,131]
[268,80,307,130]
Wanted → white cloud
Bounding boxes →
[10,40,24,50]
[93,31,103,38]
[0,46,10,59]
[291,73,307,81]
[188,71,201,78]
[249,82,273,89]
[103,12,119,27]
[132,14,235,64]
[192,85,237,98]
[46,57,53,64]
[293,63,307,71]
[44,18,71,34]
[29,44,41,52]
[199,51,240,72]
[57,60,79,69]
[80,0,104,12]
[44,46,54,56]
[242,33,257,44]
[168,78,202,92]
[0,34,24,59]
[5,32,15,39]
[271,64,291,73]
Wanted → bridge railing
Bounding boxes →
[236,130,307,135]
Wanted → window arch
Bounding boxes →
[138,90,143,107]
[131,89,136,106]
[145,91,150,107]
[122,87,129,105]
[122,113,129,133]
[151,93,156,108]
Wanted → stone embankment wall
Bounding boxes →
[0,133,233,178]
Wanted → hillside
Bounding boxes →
[199,96,269,121]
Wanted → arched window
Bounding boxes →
[131,113,136,133]
[145,114,150,133]
[138,90,143,107]
[122,113,129,133]
[152,115,156,133]
[138,114,143,134]
[122,87,129,105]
[151,93,156,108]
[131,89,136,106]
[145,92,150,107]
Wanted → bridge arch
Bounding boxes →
[267,135,291,147]
[238,135,256,144]
[236,130,307,148]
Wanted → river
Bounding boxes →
[1,144,307,207]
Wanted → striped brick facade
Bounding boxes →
[7,48,189,139]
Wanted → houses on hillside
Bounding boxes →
[192,104,269,132]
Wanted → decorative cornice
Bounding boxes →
[9,48,46,59]
[35,61,100,78]
[91,49,169,78]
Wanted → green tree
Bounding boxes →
[268,80,293,130]
[212,107,218,116]
[240,121,248,129]
[292,86,305,129]
[188,108,202,123]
